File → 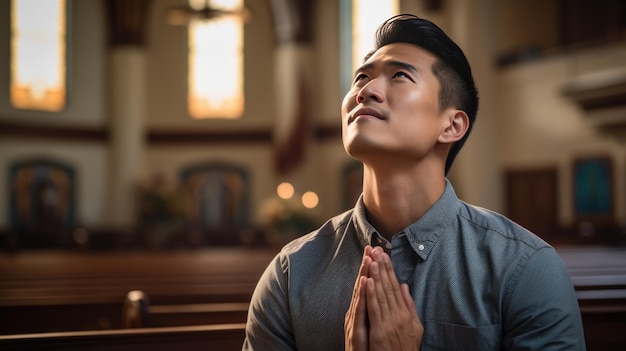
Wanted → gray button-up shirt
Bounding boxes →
[244,180,585,350]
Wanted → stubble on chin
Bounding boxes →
[343,130,378,161]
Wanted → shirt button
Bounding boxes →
[418,244,425,251]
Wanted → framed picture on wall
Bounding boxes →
[572,156,614,224]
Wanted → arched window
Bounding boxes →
[10,0,67,112]
[188,0,245,119]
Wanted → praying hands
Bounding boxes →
[345,246,423,351]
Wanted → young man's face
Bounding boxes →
[341,43,453,166]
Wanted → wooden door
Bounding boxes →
[505,168,558,242]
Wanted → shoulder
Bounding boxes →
[257,209,355,280]
[252,208,360,305]
[454,201,565,285]
[455,202,573,296]
[282,209,353,250]
[276,209,354,264]
[456,200,550,251]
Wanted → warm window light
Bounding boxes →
[10,0,66,111]
[301,191,319,209]
[352,0,398,72]
[188,0,244,119]
[277,182,295,200]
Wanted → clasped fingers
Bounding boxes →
[365,248,423,351]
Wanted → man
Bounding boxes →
[243,14,585,350]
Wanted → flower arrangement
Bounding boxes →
[258,184,319,245]
[136,174,184,223]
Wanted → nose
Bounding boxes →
[355,79,384,104]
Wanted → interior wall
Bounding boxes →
[138,0,351,228]
[315,0,342,125]
[495,0,560,54]
[0,0,107,126]
[0,139,109,227]
[145,0,276,130]
[1,0,625,239]
[496,43,626,226]
[0,0,109,228]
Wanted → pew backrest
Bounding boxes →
[0,323,246,351]
[123,289,250,328]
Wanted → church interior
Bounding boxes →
[1,0,626,349]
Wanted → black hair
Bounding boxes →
[368,14,479,174]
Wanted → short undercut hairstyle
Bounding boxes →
[367,14,479,175]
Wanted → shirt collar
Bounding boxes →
[353,194,378,249]
[351,179,460,260]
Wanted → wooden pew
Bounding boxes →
[0,247,277,334]
[557,246,626,350]
[0,323,246,351]
[575,288,626,350]
[123,290,249,328]
[3,245,625,349]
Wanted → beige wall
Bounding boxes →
[0,0,108,227]
[497,43,626,226]
[0,0,107,127]
[0,139,109,227]
[145,0,277,130]
[495,0,560,54]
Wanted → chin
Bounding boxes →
[344,135,380,159]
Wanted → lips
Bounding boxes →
[348,107,387,124]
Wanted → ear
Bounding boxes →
[438,109,469,144]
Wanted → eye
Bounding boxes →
[353,73,369,84]
[392,71,410,79]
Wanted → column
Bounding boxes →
[105,0,151,228]
[446,0,503,212]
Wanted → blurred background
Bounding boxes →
[0,0,625,249]
[0,0,625,348]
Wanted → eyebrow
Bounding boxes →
[355,60,419,76]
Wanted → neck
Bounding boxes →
[361,163,445,240]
